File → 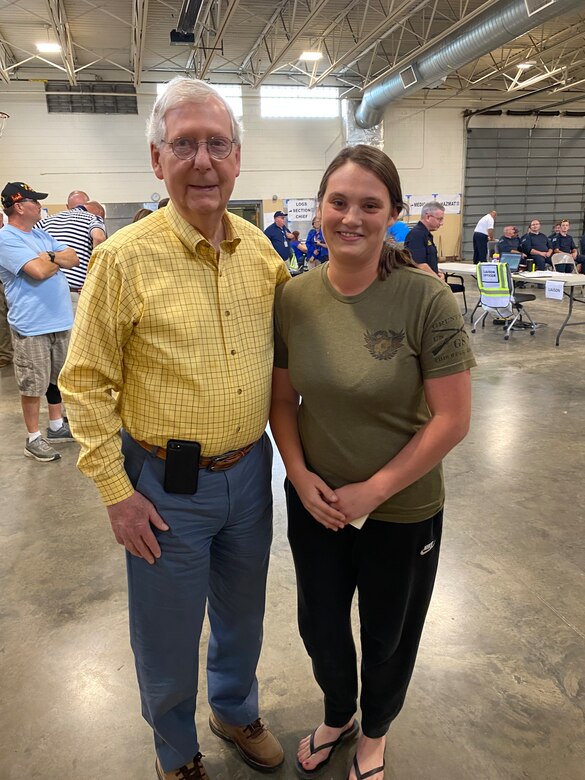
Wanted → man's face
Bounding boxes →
[275,215,286,228]
[150,97,240,228]
[530,220,541,233]
[561,220,570,234]
[16,198,42,227]
[504,226,514,238]
[424,209,444,232]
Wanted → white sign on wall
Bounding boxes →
[285,199,316,222]
[406,194,461,214]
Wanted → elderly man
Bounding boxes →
[38,199,107,298]
[473,209,496,263]
[60,78,289,780]
[0,182,79,461]
[404,200,445,277]
[497,225,522,255]
[264,210,294,262]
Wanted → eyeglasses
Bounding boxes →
[162,136,236,161]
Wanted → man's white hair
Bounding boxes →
[421,201,445,218]
[146,77,241,148]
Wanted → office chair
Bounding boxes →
[471,262,536,340]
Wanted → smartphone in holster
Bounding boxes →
[164,439,201,494]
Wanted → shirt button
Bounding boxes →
[230,349,236,355]
[237,388,242,395]
[236,426,241,433]
[225,310,230,316]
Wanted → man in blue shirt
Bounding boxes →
[404,201,444,277]
[264,210,294,262]
[496,225,522,255]
[0,181,79,462]
[520,219,552,271]
[550,219,577,273]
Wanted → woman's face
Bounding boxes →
[312,218,321,230]
[318,161,395,265]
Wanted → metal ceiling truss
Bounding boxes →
[44,0,76,84]
[131,0,149,87]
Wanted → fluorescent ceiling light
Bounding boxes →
[517,61,537,70]
[299,51,322,61]
[36,42,61,53]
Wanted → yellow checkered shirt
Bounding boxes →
[59,203,290,505]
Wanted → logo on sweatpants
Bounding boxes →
[420,540,435,556]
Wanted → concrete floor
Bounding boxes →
[1,287,584,780]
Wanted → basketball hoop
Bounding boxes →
[0,112,9,138]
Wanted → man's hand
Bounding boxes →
[107,491,169,564]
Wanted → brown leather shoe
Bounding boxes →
[155,753,209,780]
[209,712,284,772]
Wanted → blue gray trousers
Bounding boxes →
[122,432,273,772]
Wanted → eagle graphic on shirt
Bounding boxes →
[363,329,405,360]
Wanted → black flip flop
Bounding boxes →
[295,719,360,778]
[348,752,385,779]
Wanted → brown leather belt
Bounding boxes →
[136,439,256,472]
[69,287,83,293]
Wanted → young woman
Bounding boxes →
[270,145,475,780]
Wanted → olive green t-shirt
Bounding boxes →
[274,262,476,523]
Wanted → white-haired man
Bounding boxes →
[60,78,289,780]
[404,201,445,278]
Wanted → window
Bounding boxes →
[46,82,137,114]
[260,86,339,118]
[156,82,243,118]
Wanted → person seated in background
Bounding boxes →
[133,208,154,223]
[290,230,307,271]
[305,217,322,266]
[385,218,410,246]
[548,222,561,240]
[496,225,522,255]
[520,219,552,271]
[550,219,577,273]
[157,197,170,209]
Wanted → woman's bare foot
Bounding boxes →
[348,734,386,779]
[297,719,355,773]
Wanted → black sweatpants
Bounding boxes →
[286,480,443,738]
[473,232,488,263]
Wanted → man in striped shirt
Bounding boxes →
[37,201,106,294]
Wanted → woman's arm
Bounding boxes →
[333,369,472,522]
[270,367,345,530]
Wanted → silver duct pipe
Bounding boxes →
[355,0,584,128]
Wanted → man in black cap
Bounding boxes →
[264,210,294,263]
[0,182,79,462]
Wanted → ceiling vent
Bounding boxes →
[400,66,417,89]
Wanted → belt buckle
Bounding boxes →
[208,450,239,472]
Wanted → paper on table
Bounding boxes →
[518,271,553,278]
[350,514,368,530]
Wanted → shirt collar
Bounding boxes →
[164,201,242,256]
